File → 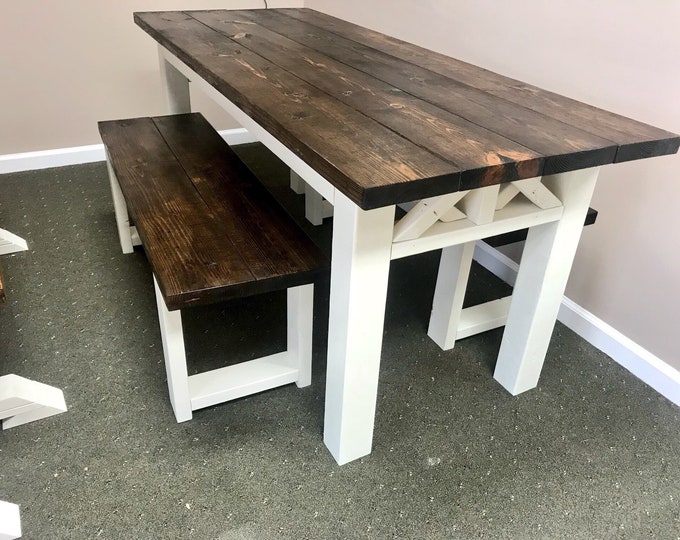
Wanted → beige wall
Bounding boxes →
[2,1,679,371]
[0,0,302,155]
[304,0,680,370]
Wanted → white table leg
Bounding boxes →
[158,44,191,114]
[324,193,395,465]
[427,242,476,349]
[427,185,499,350]
[494,167,600,395]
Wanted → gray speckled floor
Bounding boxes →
[0,146,678,540]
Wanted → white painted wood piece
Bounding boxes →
[456,296,512,340]
[496,177,562,210]
[290,170,305,194]
[493,167,600,395]
[288,284,314,388]
[105,153,139,254]
[391,198,563,260]
[0,374,67,430]
[392,192,468,242]
[158,47,335,205]
[427,186,499,350]
[154,277,192,422]
[0,229,28,256]
[323,192,395,465]
[427,243,476,349]
[0,500,21,540]
[305,183,326,226]
[153,277,314,423]
[158,45,191,114]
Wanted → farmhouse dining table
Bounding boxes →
[134,8,680,465]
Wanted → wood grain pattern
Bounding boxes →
[135,11,463,209]
[278,8,680,163]
[134,9,680,209]
[99,113,327,310]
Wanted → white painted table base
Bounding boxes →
[155,45,601,464]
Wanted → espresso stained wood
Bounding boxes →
[190,10,543,186]
[226,9,617,179]
[134,11,465,209]
[134,10,680,209]
[277,8,680,163]
[98,113,326,310]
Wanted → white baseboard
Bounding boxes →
[0,128,257,174]
[473,241,680,406]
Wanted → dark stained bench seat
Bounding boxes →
[99,113,327,422]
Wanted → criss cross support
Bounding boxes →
[390,170,598,394]
[153,277,314,423]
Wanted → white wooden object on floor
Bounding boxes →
[0,375,67,430]
[154,277,314,423]
[0,229,28,257]
[0,500,21,540]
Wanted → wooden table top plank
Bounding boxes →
[151,113,327,285]
[135,11,467,209]
[190,10,544,187]
[231,9,619,180]
[99,117,259,304]
[278,8,680,162]
[134,9,679,208]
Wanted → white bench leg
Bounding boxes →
[154,278,314,423]
[288,284,314,388]
[154,276,192,422]
[0,374,67,430]
[290,170,305,194]
[106,153,140,255]
[0,500,21,540]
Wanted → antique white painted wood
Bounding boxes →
[0,229,27,256]
[0,500,21,540]
[0,374,67,430]
[153,278,314,423]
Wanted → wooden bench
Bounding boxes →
[99,113,327,423]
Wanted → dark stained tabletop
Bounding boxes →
[135,8,680,210]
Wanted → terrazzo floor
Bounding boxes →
[0,145,678,539]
